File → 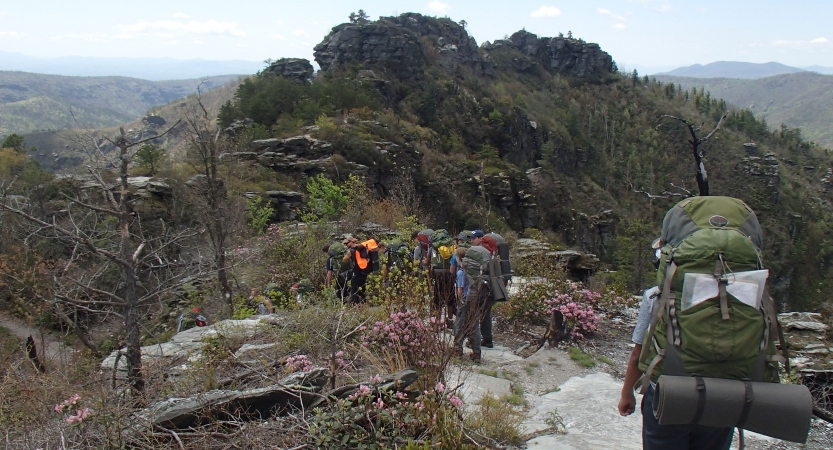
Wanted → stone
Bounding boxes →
[779,312,829,333]
[502,30,616,78]
[263,58,314,83]
[135,368,329,429]
[445,365,513,407]
[524,372,641,449]
[102,317,266,372]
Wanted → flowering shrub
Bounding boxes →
[360,311,443,370]
[285,354,317,373]
[53,394,90,425]
[496,279,630,339]
[308,382,467,449]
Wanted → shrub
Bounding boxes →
[308,382,468,449]
[464,391,526,446]
[246,196,273,234]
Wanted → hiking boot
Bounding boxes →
[481,340,493,348]
[450,347,463,357]
[470,352,482,363]
[466,340,475,349]
[445,318,455,329]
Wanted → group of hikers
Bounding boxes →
[322,228,511,362]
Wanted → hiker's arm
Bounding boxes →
[342,250,352,263]
[325,270,333,287]
[618,344,642,416]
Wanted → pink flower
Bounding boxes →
[435,382,445,393]
[370,374,382,384]
[372,398,385,408]
[447,394,463,407]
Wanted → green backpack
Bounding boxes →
[385,238,409,272]
[328,241,352,273]
[430,229,454,270]
[638,196,787,392]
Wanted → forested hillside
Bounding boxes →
[0,71,241,137]
[7,13,833,311]
[655,72,833,149]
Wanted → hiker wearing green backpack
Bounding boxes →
[618,197,807,450]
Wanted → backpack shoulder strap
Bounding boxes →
[637,259,677,394]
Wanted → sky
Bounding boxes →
[1,0,831,72]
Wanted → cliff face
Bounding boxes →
[502,30,617,78]
[313,14,615,81]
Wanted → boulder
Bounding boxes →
[263,58,314,83]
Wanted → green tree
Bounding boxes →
[349,10,370,24]
[247,196,274,234]
[134,143,166,176]
[305,174,350,221]
[1,134,26,153]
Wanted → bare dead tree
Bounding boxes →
[0,122,207,398]
[181,86,242,310]
[659,112,729,196]
[633,182,694,200]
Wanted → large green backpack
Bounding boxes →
[385,238,409,272]
[638,196,787,392]
[328,241,352,273]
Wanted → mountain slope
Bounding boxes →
[0,72,243,137]
[654,72,833,149]
[19,13,833,310]
[659,61,805,79]
[0,52,263,80]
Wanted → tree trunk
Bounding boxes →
[118,132,144,396]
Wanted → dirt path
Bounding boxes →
[0,313,78,367]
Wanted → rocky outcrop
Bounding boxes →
[245,191,304,222]
[222,134,365,175]
[739,150,780,202]
[314,21,427,79]
[494,30,616,78]
[474,169,539,229]
[573,210,617,257]
[314,13,486,80]
[263,58,314,83]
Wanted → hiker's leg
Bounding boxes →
[642,386,691,450]
[466,293,482,349]
[689,426,733,450]
[453,299,470,350]
[480,300,494,345]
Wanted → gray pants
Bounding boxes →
[454,291,485,351]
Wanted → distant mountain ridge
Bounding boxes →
[0,52,264,81]
[658,61,805,79]
[654,71,833,149]
[0,71,242,137]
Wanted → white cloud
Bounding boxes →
[50,31,108,42]
[273,34,287,41]
[613,23,627,29]
[0,31,25,38]
[428,1,451,13]
[811,37,829,44]
[597,8,625,20]
[531,6,562,18]
[292,30,306,36]
[120,19,246,38]
[172,12,190,19]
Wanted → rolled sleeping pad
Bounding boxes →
[487,258,508,301]
[653,375,813,443]
[497,242,512,283]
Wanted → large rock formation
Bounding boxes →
[314,13,488,80]
[263,58,314,83]
[493,30,617,78]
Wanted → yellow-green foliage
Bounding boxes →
[464,391,527,446]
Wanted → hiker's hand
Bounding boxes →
[618,392,636,416]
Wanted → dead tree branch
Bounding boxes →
[659,112,728,196]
